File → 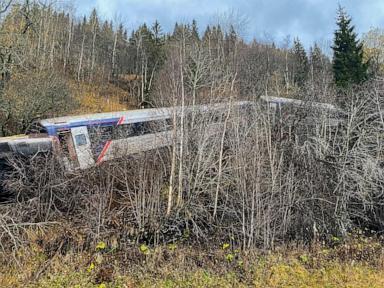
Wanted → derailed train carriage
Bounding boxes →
[40,107,175,170]
[0,101,252,172]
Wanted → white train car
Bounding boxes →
[37,101,251,170]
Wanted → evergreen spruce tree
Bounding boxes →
[152,20,162,43]
[332,7,368,88]
[292,38,309,88]
[191,19,200,42]
[172,22,184,40]
[308,43,333,96]
[202,25,211,42]
[225,25,238,56]
[310,43,325,75]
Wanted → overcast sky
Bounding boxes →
[75,0,384,49]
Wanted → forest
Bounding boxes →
[1,1,384,287]
[0,1,340,136]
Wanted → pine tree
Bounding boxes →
[191,19,199,42]
[202,25,211,42]
[292,38,309,88]
[172,22,184,40]
[332,7,368,88]
[310,43,325,76]
[225,25,237,57]
[152,20,162,43]
[308,43,333,95]
[151,20,166,67]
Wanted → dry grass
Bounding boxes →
[68,81,136,114]
[1,228,383,288]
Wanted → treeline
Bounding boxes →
[0,2,378,135]
[0,1,340,137]
[7,3,330,92]
[0,1,383,136]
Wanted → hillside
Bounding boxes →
[1,2,384,287]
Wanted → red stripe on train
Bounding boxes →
[96,140,112,164]
[117,116,125,125]
[96,117,123,164]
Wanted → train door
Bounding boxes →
[71,126,95,169]
[57,130,79,170]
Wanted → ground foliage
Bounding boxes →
[0,228,383,287]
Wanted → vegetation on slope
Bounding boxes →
[1,229,383,287]
[1,2,384,287]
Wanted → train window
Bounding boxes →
[113,124,134,139]
[137,120,171,135]
[133,122,146,135]
[112,119,172,139]
[89,126,113,141]
[88,126,113,157]
[0,142,11,153]
[75,134,87,146]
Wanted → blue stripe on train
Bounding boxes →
[44,118,120,136]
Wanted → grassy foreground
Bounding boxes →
[1,235,383,287]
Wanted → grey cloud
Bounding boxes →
[77,0,384,48]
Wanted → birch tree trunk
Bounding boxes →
[77,33,86,82]
[63,19,73,73]
[177,44,185,207]
[90,21,97,81]
[111,31,117,80]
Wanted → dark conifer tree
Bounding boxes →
[151,20,166,67]
[191,19,199,42]
[310,43,325,75]
[332,7,368,88]
[202,25,211,42]
[292,38,309,88]
[225,25,237,57]
[152,20,162,43]
[172,22,183,40]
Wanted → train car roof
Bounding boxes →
[0,134,29,143]
[40,101,252,131]
[40,107,173,127]
[260,96,342,112]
